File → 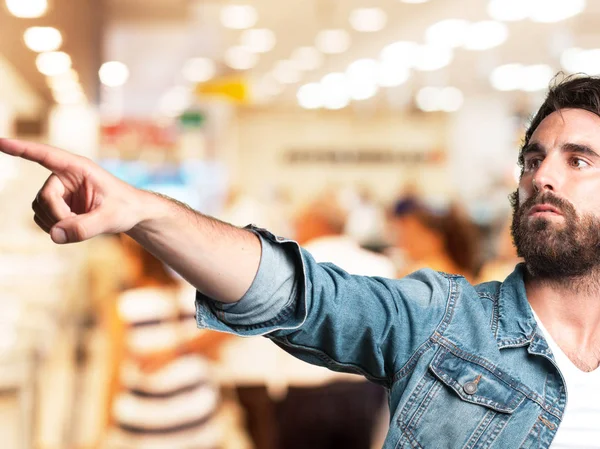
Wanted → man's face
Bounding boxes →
[511,108,600,278]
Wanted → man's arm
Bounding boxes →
[0,138,260,304]
[126,192,261,303]
[0,138,451,385]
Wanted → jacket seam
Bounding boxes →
[272,335,389,386]
[391,274,458,384]
[433,334,563,420]
[477,292,501,338]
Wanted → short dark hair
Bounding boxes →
[518,73,600,171]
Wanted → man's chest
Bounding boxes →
[387,343,563,449]
[562,346,600,372]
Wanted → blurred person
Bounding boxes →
[294,187,348,245]
[276,193,393,449]
[220,185,293,239]
[343,185,389,252]
[104,236,245,449]
[391,203,481,282]
[5,74,600,447]
[391,181,422,217]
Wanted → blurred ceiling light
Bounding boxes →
[48,77,80,94]
[416,86,463,112]
[346,59,379,82]
[315,29,351,54]
[487,0,530,21]
[99,61,130,87]
[291,47,323,71]
[414,45,453,71]
[521,64,554,91]
[377,62,410,87]
[490,63,553,92]
[297,83,323,109]
[220,4,258,29]
[346,59,379,100]
[272,60,301,84]
[561,47,600,75]
[53,88,85,106]
[490,63,524,91]
[36,51,72,76]
[463,21,508,51]
[47,69,79,90]
[529,0,586,23]
[560,47,583,72]
[241,28,276,53]
[321,72,350,109]
[224,46,258,70]
[349,8,387,33]
[24,27,62,53]
[438,87,464,111]
[425,19,469,48]
[416,87,440,112]
[182,57,216,83]
[380,41,419,68]
[5,0,47,18]
[350,82,379,101]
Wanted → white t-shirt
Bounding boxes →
[531,308,600,448]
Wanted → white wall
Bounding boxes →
[232,108,450,207]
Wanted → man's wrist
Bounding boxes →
[126,189,174,239]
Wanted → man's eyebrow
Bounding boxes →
[521,142,544,157]
[521,142,600,159]
[561,142,600,159]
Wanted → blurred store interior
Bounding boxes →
[0,0,596,448]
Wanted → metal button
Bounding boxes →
[463,381,478,395]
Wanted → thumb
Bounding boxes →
[51,208,108,244]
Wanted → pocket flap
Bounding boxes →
[429,350,526,414]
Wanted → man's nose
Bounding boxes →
[533,158,562,192]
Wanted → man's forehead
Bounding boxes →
[530,108,600,145]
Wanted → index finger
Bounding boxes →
[0,138,79,173]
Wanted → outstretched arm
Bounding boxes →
[0,138,261,304]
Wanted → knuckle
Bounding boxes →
[38,190,52,207]
[73,221,87,241]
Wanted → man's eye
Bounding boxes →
[570,157,590,169]
[525,158,542,170]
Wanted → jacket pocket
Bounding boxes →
[397,349,526,449]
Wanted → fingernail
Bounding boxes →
[52,227,67,244]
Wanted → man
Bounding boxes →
[1,74,600,448]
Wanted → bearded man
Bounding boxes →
[1,75,600,448]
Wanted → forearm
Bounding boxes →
[126,190,261,304]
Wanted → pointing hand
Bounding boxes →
[0,138,146,244]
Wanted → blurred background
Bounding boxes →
[0,0,595,448]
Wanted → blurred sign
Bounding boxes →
[284,148,446,165]
[179,110,206,129]
[195,76,249,104]
[100,120,178,157]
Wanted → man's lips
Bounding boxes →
[528,204,563,216]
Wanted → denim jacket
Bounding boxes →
[196,226,566,448]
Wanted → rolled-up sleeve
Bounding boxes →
[195,225,451,386]
[195,225,305,334]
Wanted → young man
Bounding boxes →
[1,74,600,448]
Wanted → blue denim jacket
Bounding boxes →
[196,226,565,448]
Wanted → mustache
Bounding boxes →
[519,191,576,217]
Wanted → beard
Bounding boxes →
[510,189,600,279]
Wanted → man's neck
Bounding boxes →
[525,266,600,371]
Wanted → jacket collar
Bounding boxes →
[496,263,538,349]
